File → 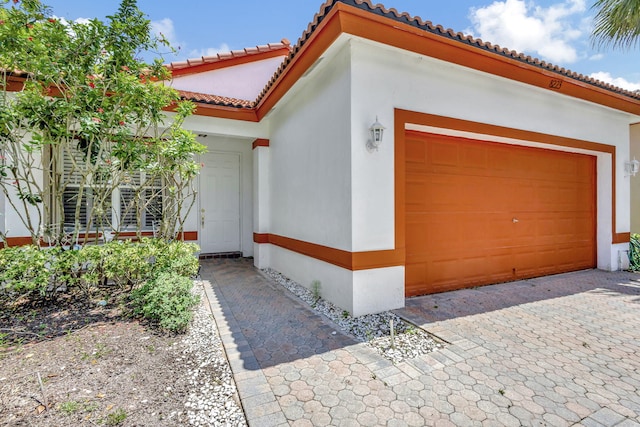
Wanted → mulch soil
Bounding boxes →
[0,295,195,426]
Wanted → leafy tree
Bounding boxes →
[0,0,206,246]
[592,0,640,49]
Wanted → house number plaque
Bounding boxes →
[548,79,563,90]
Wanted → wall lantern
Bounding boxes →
[626,158,640,177]
[367,116,386,151]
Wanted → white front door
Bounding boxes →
[200,152,241,253]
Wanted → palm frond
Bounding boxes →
[591,0,640,50]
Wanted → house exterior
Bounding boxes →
[3,0,640,316]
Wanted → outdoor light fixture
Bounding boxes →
[626,158,640,177]
[367,116,386,151]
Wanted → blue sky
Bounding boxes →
[42,0,640,90]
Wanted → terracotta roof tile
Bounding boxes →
[167,39,292,71]
[256,0,640,105]
[177,90,254,108]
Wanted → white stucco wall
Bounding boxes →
[3,147,44,241]
[180,113,268,140]
[253,145,270,268]
[269,245,355,314]
[263,42,363,313]
[170,56,286,101]
[268,43,352,251]
[631,124,640,234]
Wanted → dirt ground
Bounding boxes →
[0,293,202,426]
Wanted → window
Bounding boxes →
[61,144,162,231]
[119,187,163,229]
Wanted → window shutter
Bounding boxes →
[63,188,88,227]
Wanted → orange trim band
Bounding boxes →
[252,139,270,149]
[253,232,270,244]
[1,237,39,247]
[6,76,26,92]
[613,233,631,244]
[163,102,259,122]
[252,233,403,270]
[116,231,155,238]
[179,231,198,241]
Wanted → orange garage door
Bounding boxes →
[405,131,596,296]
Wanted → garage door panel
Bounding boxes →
[405,218,431,253]
[430,141,461,168]
[421,175,515,212]
[406,179,429,211]
[460,145,489,172]
[407,212,513,255]
[405,132,596,296]
[406,138,427,167]
[418,251,514,295]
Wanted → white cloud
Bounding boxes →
[51,16,89,26]
[589,53,604,61]
[74,17,91,25]
[187,44,232,59]
[590,72,640,91]
[469,0,586,64]
[150,18,231,60]
[151,18,180,48]
[51,16,92,38]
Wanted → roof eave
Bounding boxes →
[164,102,259,122]
[254,1,640,120]
[169,46,292,78]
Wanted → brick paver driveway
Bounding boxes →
[398,270,640,426]
[203,260,640,426]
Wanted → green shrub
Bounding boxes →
[0,245,50,301]
[147,239,199,278]
[49,248,83,293]
[629,233,640,271]
[0,241,201,326]
[131,271,199,333]
[81,244,107,289]
[101,240,152,289]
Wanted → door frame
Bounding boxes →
[198,150,243,254]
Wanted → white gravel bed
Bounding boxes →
[263,269,443,363]
[180,281,247,427]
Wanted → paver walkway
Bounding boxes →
[201,259,640,426]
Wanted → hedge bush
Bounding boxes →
[0,245,51,300]
[0,239,201,333]
[629,233,640,271]
[148,239,200,278]
[130,272,199,333]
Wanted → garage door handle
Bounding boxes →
[513,218,519,223]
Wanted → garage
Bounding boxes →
[405,131,597,296]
